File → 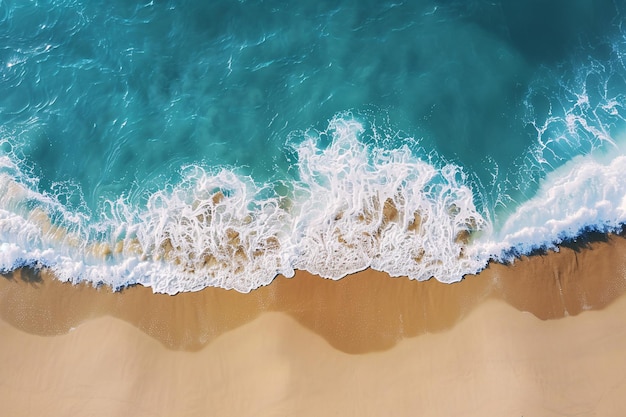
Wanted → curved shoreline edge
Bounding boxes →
[1,233,625,354]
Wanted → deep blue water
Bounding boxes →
[1,0,626,293]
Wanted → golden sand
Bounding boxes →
[1,235,626,415]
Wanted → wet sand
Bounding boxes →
[1,234,626,415]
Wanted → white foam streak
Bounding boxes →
[131,168,293,292]
[291,117,488,282]
[480,154,626,258]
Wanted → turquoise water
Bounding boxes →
[1,0,626,293]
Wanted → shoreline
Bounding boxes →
[2,233,626,353]
[2,233,626,416]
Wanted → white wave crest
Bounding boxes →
[290,116,488,282]
[0,115,492,293]
[479,152,626,258]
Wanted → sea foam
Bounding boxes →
[478,152,626,259]
[289,117,488,282]
[2,106,626,293]
[0,115,491,293]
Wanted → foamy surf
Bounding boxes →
[0,115,489,293]
[1,111,626,293]
[481,152,626,259]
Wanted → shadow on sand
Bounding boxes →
[1,233,626,354]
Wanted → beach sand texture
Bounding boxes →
[1,235,626,416]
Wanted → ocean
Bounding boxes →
[1,0,625,293]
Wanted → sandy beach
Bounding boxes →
[1,234,626,416]
[3,1,626,416]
